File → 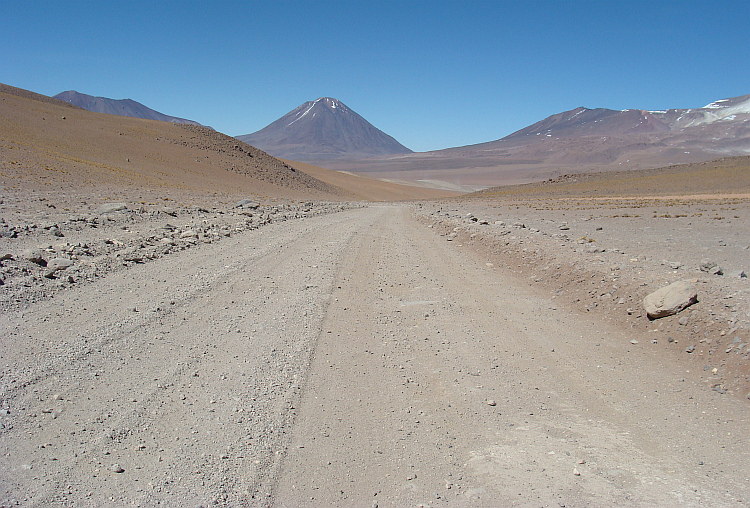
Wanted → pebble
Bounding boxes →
[486,399,497,406]
[630,340,639,345]
[110,464,124,473]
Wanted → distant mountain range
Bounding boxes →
[440,93,750,164]
[317,93,750,186]
[53,91,202,125]
[45,87,750,186]
[237,97,412,161]
[502,94,750,142]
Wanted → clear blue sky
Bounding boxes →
[3,1,749,152]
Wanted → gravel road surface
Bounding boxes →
[1,205,748,507]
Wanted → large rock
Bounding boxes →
[643,281,698,319]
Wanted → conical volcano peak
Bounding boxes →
[237,98,412,161]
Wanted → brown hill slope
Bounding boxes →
[0,84,347,201]
[0,83,82,110]
[1,84,454,202]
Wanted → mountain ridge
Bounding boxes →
[53,90,202,126]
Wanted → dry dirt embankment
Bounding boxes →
[414,195,750,398]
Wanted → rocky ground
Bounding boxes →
[0,191,358,313]
[1,196,749,507]
[415,195,750,399]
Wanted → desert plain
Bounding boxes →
[1,85,749,507]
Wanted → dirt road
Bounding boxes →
[1,205,748,507]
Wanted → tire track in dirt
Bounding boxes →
[0,207,388,506]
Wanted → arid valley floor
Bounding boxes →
[1,86,749,507]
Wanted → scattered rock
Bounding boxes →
[486,399,497,406]
[685,345,695,353]
[235,199,260,209]
[699,259,724,275]
[97,203,127,214]
[642,280,698,319]
[44,258,74,278]
[121,249,144,263]
[109,464,124,473]
[699,259,716,272]
[712,384,727,394]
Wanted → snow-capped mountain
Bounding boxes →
[236,97,412,161]
[650,94,750,129]
[53,91,202,125]
[504,94,750,142]
[423,92,750,166]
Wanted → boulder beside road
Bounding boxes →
[643,280,698,319]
